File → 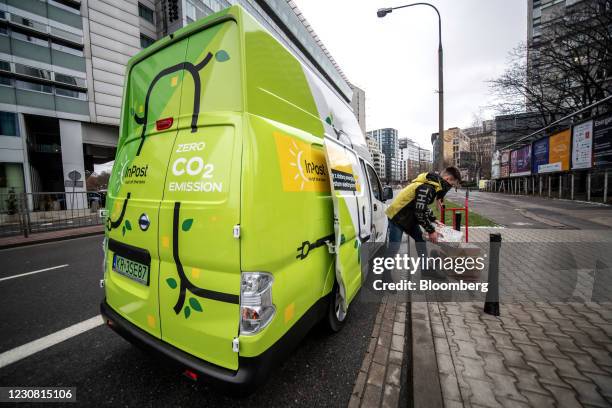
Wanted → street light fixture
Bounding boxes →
[377,3,444,172]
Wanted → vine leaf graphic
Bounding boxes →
[189,298,203,312]
[122,225,126,236]
[182,218,193,232]
[125,220,132,231]
[184,306,191,319]
[166,278,177,289]
[215,50,230,62]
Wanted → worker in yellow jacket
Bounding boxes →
[385,167,461,275]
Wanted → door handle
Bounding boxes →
[373,203,378,211]
[362,206,366,224]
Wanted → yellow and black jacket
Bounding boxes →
[385,172,452,234]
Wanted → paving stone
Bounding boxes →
[392,321,405,336]
[367,337,377,354]
[498,346,530,369]
[361,384,382,408]
[473,335,500,354]
[361,349,373,373]
[394,311,406,323]
[480,351,513,376]
[432,322,447,339]
[507,366,548,395]
[487,372,528,403]
[435,336,452,356]
[381,319,394,334]
[456,355,488,381]
[373,344,389,365]
[516,343,552,365]
[527,361,572,389]
[367,362,386,388]
[352,371,367,398]
[558,378,611,408]
[454,339,480,360]
[566,350,610,375]
[463,377,501,408]
[381,385,400,408]
[584,372,612,400]
[385,363,401,387]
[378,330,392,348]
[548,356,589,382]
[348,395,361,408]
[451,324,474,342]
[505,328,533,345]
[390,334,404,352]
[540,385,582,408]
[533,339,568,359]
[489,331,518,350]
[439,371,462,402]
[583,346,612,366]
[388,349,403,366]
[371,323,381,339]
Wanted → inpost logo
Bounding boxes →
[122,164,149,185]
[273,131,330,192]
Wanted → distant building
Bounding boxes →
[350,84,366,134]
[368,128,400,183]
[366,133,385,179]
[464,120,496,180]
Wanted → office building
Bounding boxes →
[367,128,399,183]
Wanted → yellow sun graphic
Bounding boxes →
[289,139,308,191]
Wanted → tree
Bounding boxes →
[490,0,612,123]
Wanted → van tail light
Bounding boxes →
[183,369,198,381]
[156,117,173,131]
[240,272,275,335]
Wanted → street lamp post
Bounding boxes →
[377,3,444,172]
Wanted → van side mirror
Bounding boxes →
[383,186,393,201]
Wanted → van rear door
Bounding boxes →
[156,20,243,371]
[104,36,191,340]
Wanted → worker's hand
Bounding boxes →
[428,231,439,243]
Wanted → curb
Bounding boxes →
[410,301,444,408]
[0,229,104,250]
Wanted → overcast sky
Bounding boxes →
[292,0,527,149]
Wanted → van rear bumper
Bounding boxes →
[100,300,261,389]
[100,296,327,390]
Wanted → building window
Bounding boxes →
[12,30,49,47]
[10,14,47,33]
[186,1,197,21]
[55,86,87,100]
[140,33,155,49]
[0,112,19,136]
[0,26,7,36]
[54,72,86,88]
[15,63,52,81]
[16,80,53,94]
[0,60,10,72]
[0,163,25,201]
[138,3,155,24]
[51,41,84,57]
[50,26,83,45]
[0,75,14,87]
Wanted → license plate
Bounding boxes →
[112,254,149,286]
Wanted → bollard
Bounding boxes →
[453,212,461,232]
[440,203,446,225]
[484,233,501,316]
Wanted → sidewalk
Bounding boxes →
[0,225,104,249]
[416,229,612,408]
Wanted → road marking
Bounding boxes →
[0,315,103,369]
[0,264,69,283]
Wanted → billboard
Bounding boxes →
[510,145,531,177]
[572,120,593,170]
[532,137,549,174]
[491,150,500,179]
[593,114,612,168]
[543,129,570,173]
[500,150,510,178]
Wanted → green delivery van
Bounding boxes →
[100,5,390,389]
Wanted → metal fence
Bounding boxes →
[0,191,105,237]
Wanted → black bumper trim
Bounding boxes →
[100,295,328,390]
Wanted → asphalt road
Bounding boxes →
[446,189,612,229]
[0,236,380,407]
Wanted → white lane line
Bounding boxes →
[0,315,103,369]
[0,264,69,283]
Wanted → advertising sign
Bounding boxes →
[491,151,500,179]
[547,129,570,172]
[510,145,531,177]
[593,114,612,168]
[500,150,510,178]
[572,120,593,169]
[532,138,549,174]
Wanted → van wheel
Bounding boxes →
[326,282,347,332]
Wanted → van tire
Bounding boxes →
[325,282,347,333]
